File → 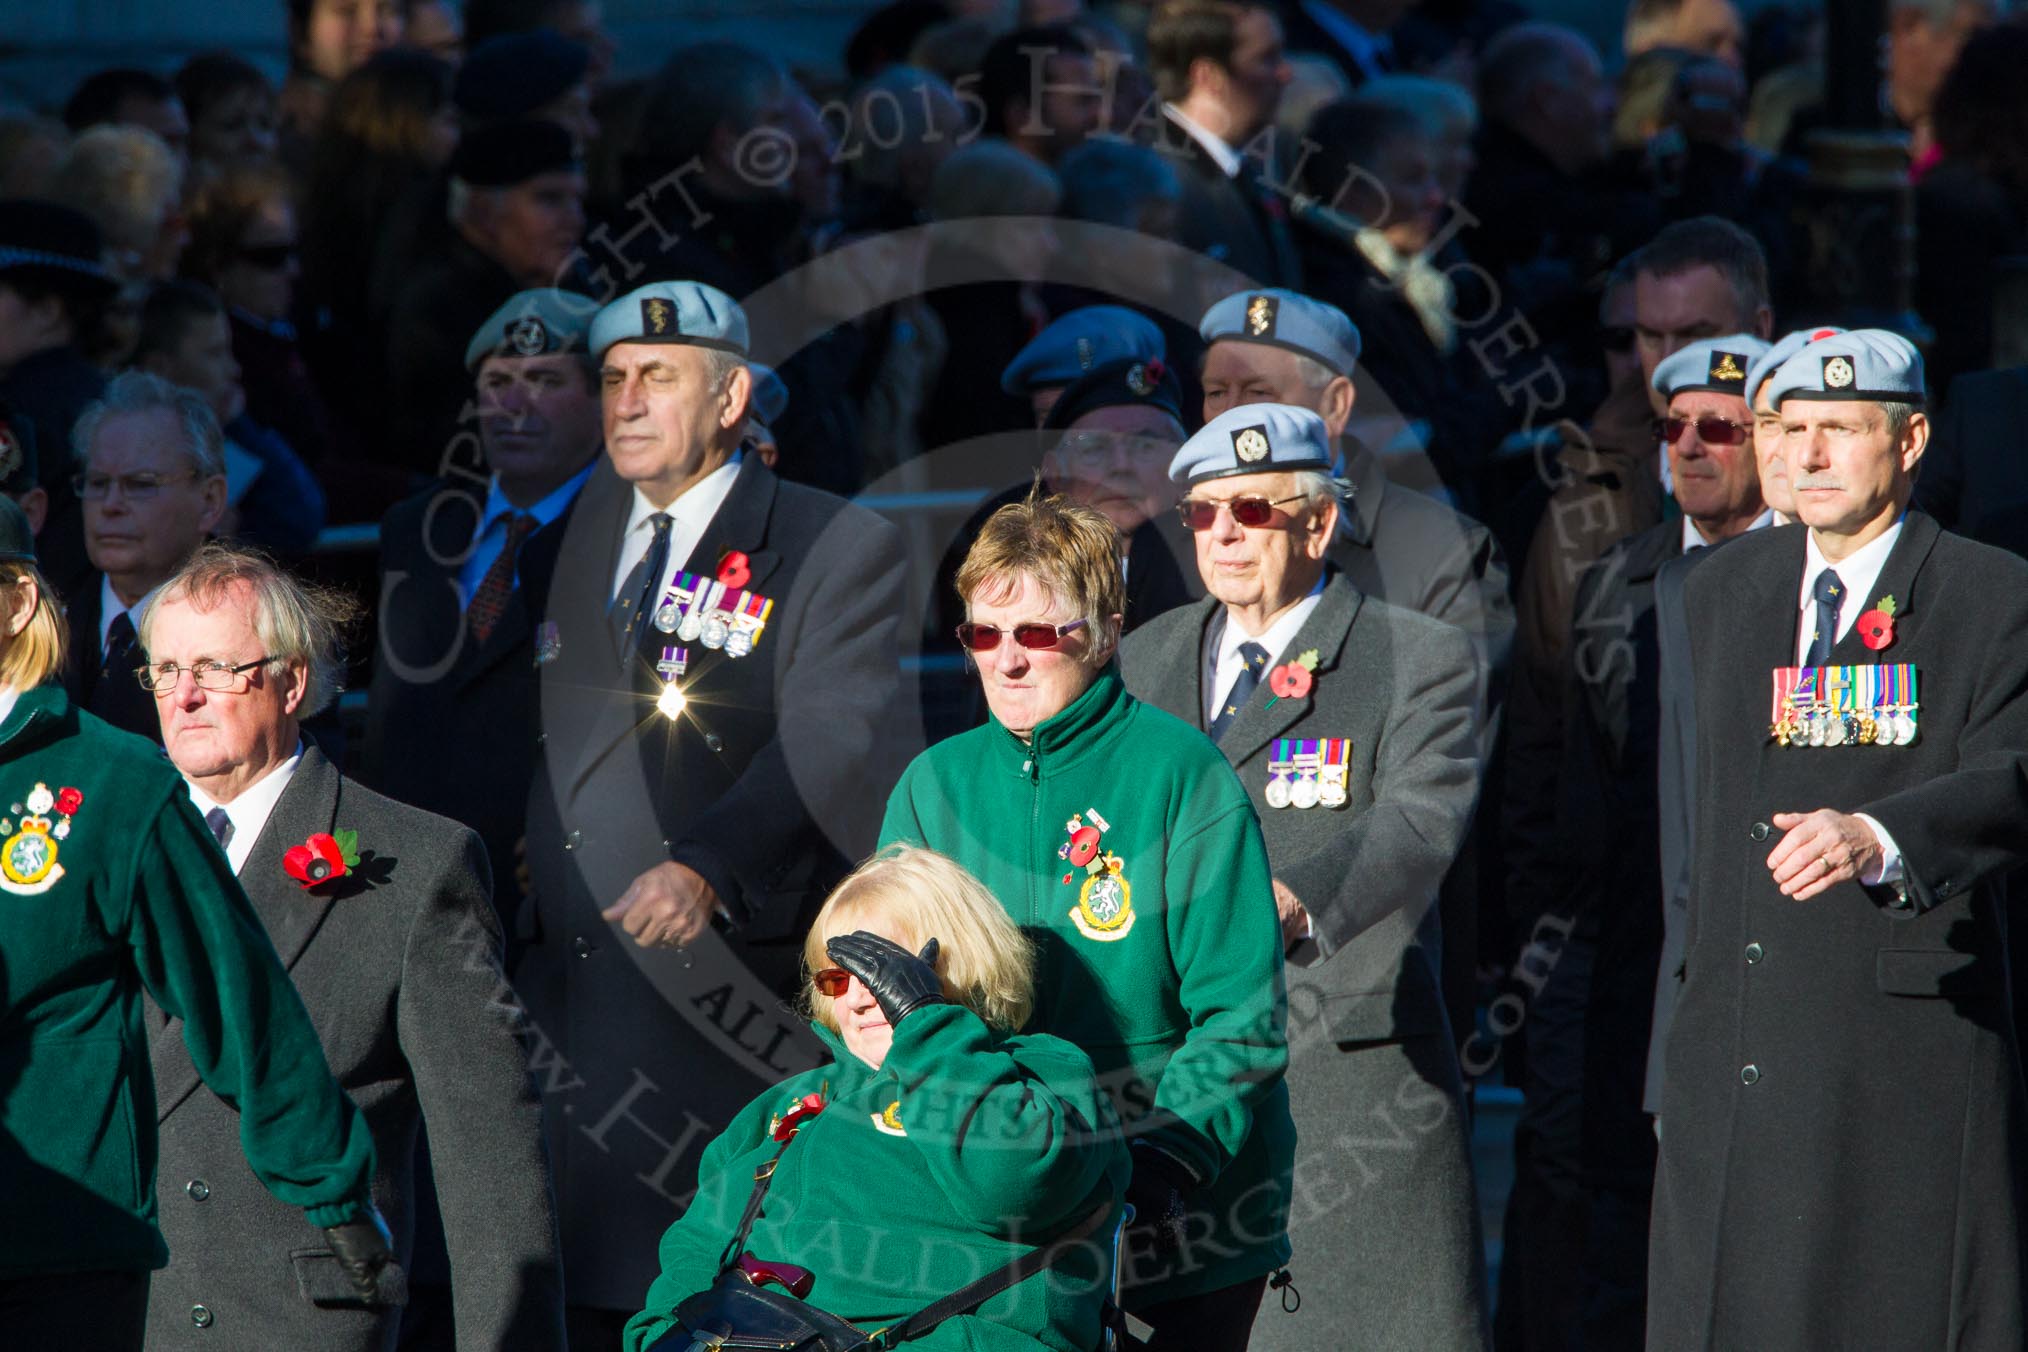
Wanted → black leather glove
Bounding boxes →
[323,1204,396,1303]
[824,931,945,1027]
[1126,1142,1194,1256]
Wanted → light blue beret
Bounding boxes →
[1000,306,1165,395]
[464,288,599,372]
[1765,328,1926,407]
[1199,287,1361,377]
[1169,403,1335,485]
[591,280,748,360]
[1745,325,1847,400]
[1650,334,1770,401]
[749,363,788,426]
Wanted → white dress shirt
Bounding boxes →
[100,575,161,651]
[1682,507,1774,555]
[1793,518,1908,886]
[0,685,20,731]
[610,453,744,605]
[1207,576,1327,723]
[456,462,596,600]
[186,741,304,876]
[1161,103,1244,178]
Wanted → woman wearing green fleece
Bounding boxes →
[0,496,387,1347]
[625,845,1128,1352]
[880,491,1294,1351]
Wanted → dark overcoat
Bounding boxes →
[1651,511,2028,1351]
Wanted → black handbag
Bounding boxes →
[648,1111,1114,1352]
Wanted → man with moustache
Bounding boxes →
[514,280,904,1349]
[1650,329,2028,1350]
[365,288,599,944]
[1119,402,1488,1351]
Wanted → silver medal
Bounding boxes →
[725,630,753,658]
[1319,780,1348,808]
[1893,710,1917,745]
[654,603,680,634]
[1806,713,1826,747]
[676,610,704,643]
[1824,715,1846,747]
[1264,776,1291,810]
[1290,775,1319,810]
[702,615,731,650]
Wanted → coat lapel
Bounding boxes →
[1826,512,1940,666]
[1219,575,1365,768]
[152,746,344,1122]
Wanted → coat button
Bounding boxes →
[1744,942,1764,964]
[1741,1064,1760,1085]
[535,732,547,746]
[191,1305,213,1327]
[572,935,592,958]
[563,830,581,851]
[1748,821,1771,842]
[186,1179,209,1201]
[704,733,724,752]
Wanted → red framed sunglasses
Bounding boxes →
[1655,415,1749,446]
[954,618,1088,652]
[1176,493,1308,531]
[811,967,851,997]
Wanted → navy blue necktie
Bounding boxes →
[610,512,672,659]
[1210,641,1270,742]
[1805,567,1843,666]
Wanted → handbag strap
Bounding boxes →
[873,1198,1117,1349]
[717,1130,799,1273]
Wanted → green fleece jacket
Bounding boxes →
[881,667,1293,1306]
[0,685,375,1277]
[624,1004,1128,1352]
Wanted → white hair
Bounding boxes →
[74,370,227,479]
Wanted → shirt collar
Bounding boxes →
[1799,515,1905,615]
[622,451,744,541]
[1162,103,1244,178]
[186,738,305,871]
[1219,572,1329,670]
[476,458,597,540]
[1683,507,1775,554]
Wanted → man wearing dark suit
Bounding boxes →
[365,288,600,946]
[515,281,905,1347]
[1555,337,1770,1350]
[1144,0,1303,288]
[63,371,226,744]
[1916,362,2028,558]
[1651,330,2028,1350]
[140,544,565,1351]
[1121,403,1488,1352]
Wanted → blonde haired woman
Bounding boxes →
[0,498,390,1348]
[625,845,1128,1352]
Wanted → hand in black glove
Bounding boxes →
[324,1204,396,1303]
[824,931,946,1027]
[1126,1142,1194,1256]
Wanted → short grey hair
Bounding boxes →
[1291,352,1343,392]
[139,542,361,719]
[1879,401,1921,442]
[1290,468,1352,507]
[74,370,227,479]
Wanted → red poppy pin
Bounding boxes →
[772,1089,827,1141]
[717,549,752,590]
[283,828,361,889]
[1856,595,1898,651]
[54,786,82,818]
[1265,649,1320,705]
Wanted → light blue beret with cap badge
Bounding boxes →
[1650,334,1771,401]
[1170,403,1336,485]
[1764,328,1926,407]
[464,287,599,372]
[1199,287,1362,377]
[1001,305,1165,395]
[591,280,749,360]
[1745,326,1847,400]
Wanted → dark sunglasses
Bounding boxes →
[1655,415,1750,446]
[1176,493,1308,531]
[237,242,299,269]
[955,618,1088,652]
[812,967,851,997]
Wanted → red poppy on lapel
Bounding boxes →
[771,1090,826,1141]
[54,787,82,816]
[1857,595,1898,651]
[283,828,361,889]
[717,549,752,589]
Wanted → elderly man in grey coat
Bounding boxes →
[1119,403,1490,1352]
[139,543,565,1351]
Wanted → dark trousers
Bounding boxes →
[0,1268,149,1350]
[1136,1274,1269,1352]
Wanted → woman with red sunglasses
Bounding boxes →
[623,846,1127,1352]
[879,488,1293,1352]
